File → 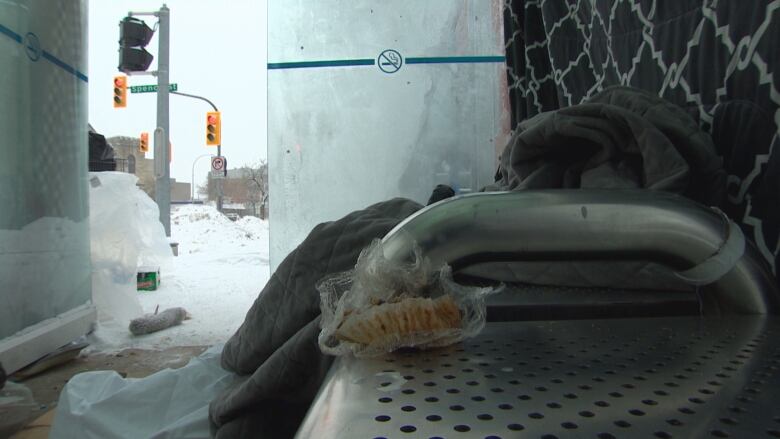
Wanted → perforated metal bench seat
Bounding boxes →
[296,318,780,438]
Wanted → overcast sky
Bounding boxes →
[88,1,267,190]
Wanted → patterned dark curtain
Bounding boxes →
[502,0,779,275]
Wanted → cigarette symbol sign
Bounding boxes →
[378,49,402,74]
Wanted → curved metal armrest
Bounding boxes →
[381,190,779,315]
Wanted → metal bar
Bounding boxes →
[154,4,171,237]
[170,90,218,111]
[381,190,779,315]
[124,71,158,77]
[127,11,160,17]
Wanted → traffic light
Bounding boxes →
[118,17,154,72]
[206,111,221,146]
[113,75,127,108]
[139,132,149,153]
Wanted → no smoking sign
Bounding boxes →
[378,49,402,74]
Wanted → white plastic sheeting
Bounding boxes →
[50,345,238,439]
[268,0,511,271]
[89,172,172,326]
[0,381,38,432]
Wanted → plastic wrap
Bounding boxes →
[89,172,173,326]
[49,345,237,439]
[318,240,494,357]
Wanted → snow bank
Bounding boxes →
[88,204,270,352]
[171,205,268,253]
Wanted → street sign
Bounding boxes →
[129,83,178,93]
[211,155,226,178]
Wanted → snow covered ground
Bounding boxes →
[88,204,270,352]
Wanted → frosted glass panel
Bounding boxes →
[268,0,511,271]
[0,0,91,339]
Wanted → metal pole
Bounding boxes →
[170,90,218,111]
[154,4,171,236]
[216,158,223,212]
[191,153,213,200]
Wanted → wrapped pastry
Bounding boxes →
[317,240,495,357]
[334,295,461,345]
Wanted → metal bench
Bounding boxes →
[296,190,780,438]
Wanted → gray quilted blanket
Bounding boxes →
[209,198,422,438]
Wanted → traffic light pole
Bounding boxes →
[129,5,171,236]
[155,5,171,237]
[170,90,223,212]
[126,5,225,224]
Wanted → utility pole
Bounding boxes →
[155,4,171,236]
[217,148,224,211]
[120,6,225,227]
[124,4,171,236]
[215,131,224,212]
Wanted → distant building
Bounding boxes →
[201,164,268,218]
[107,136,155,197]
[107,136,191,201]
[170,179,190,202]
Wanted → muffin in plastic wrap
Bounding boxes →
[317,239,495,357]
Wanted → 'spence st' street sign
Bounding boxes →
[130,83,178,93]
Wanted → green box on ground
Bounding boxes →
[137,266,161,291]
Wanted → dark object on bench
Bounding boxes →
[427,184,456,205]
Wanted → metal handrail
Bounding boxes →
[381,190,779,315]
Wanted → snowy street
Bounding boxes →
[88,204,270,352]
